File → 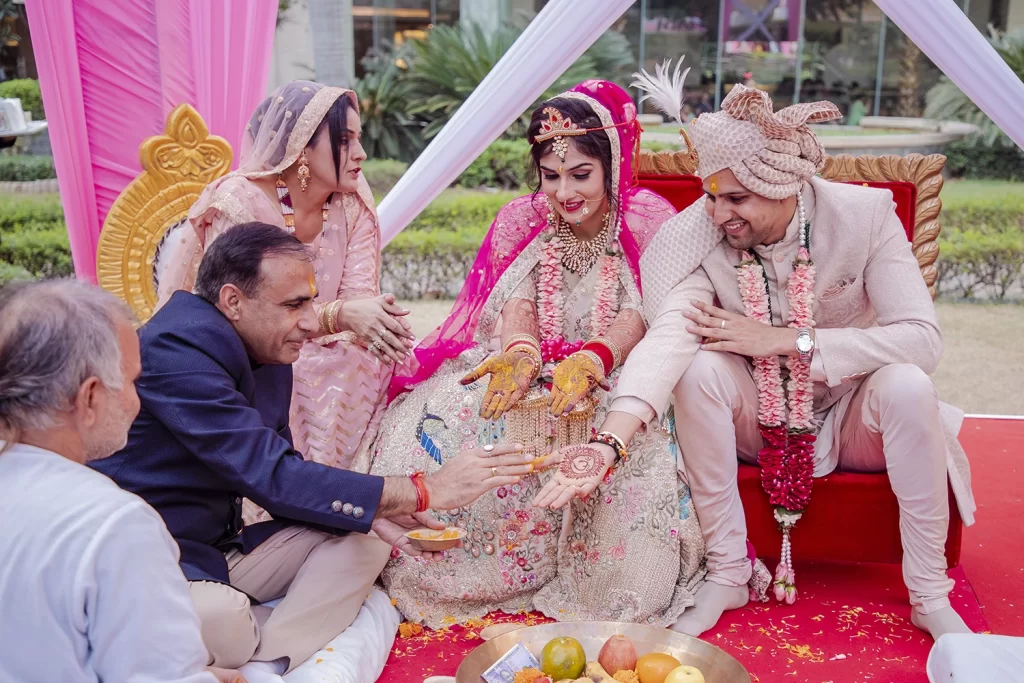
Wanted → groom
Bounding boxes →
[589,85,975,640]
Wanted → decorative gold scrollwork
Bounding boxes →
[96,104,233,322]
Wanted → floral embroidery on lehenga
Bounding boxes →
[369,240,707,628]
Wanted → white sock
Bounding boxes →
[672,581,749,637]
[912,605,972,640]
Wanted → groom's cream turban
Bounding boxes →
[690,84,842,199]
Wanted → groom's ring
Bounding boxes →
[491,467,498,477]
[720,320,726,330]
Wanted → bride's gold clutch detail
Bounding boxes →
[504,388,595,459]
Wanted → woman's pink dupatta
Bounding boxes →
[388,80,673,402]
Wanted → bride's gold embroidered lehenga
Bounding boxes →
[369,81,707,629]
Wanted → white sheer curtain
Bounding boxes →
[377,0,636,245]
[875,0,1024,149]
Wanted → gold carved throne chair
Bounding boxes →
[96,104,233,322]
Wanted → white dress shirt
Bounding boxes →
[0,442,216,683]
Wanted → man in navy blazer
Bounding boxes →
[92,223,534,673]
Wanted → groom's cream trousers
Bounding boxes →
[188,527,390,672]
[673,350,954,613]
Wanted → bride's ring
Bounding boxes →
[491,467,498,477]
[720,320,726,330]
[379,328,388,338]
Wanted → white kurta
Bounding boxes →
[0,442,215,683]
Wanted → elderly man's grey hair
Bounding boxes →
[0,280,135,435]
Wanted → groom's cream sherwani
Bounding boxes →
[610,177,975,612]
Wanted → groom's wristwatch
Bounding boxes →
[795,328,814,363]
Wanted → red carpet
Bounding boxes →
[377,417,1021,682]
[957,417,1024,635]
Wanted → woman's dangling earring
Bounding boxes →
[544,195,556,227]
[297,151,311,192]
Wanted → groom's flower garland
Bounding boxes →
[537,212,621,380]
[736,192,816,604]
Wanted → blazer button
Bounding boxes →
[235,497,242,505]
[353,506,365,519]
[342,503,354,516]
[331,500,343,512]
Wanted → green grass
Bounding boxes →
[941,179,1024,211]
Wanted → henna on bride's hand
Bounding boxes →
[558,445,605,480]
[604,308,645,360]
[501,298,540,340]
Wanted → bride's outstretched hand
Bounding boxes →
[460,350,539,420]
[549,351,610,417]
[531,442,616,510]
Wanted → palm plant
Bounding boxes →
[924,29,1024,147]
[402,22,601,140]
[355,52,425,162]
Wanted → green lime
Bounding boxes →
[540,636,586,680]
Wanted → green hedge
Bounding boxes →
[2,184,1023,300]
[457,139,532,190]
[0,195,66,234]
[0,155,57,182]
[944,140,1024,181]
[0,79,45,120]
[0,227,74,278]
[406,189,518,231]
[0,262,34,286]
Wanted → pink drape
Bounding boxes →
[24,0,278,283]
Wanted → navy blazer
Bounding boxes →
[91,291,384,583]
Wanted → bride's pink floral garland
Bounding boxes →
[537,217,621,380]
[736,202,816,604]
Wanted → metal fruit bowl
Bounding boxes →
[456,621,751,682]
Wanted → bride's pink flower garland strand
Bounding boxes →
[736,191,816,605]
[537,217,621,373]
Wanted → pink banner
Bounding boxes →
[25,0,278,283]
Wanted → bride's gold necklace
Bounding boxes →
[555,210,613,274]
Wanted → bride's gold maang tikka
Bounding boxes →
[534,107,589,161]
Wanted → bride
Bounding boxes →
[370,80,707,628]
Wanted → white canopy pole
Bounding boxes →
[874,0,1024,148]
[378,0,636,245]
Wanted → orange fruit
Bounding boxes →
[540,636,586,680]
[635,652,683,683]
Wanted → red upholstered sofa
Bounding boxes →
[634,149,962,567]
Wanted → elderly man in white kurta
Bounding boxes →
[585,85,976,641]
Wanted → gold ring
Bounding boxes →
[491,467,498,477]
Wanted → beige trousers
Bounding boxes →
[674,351,954,613]
[189,527,391,671]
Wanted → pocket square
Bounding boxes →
[820,276,859,301]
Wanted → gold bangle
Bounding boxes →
[503,333,541,354]
[576,349,604,372]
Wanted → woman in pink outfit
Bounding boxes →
[156,81,413,508]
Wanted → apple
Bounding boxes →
[598,634,639,675]
[663,665,705,683]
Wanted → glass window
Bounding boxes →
[637,0,721,120]
[353,0,433,78]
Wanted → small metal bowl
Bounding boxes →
[403,527,466,552]
[456,621,751,683]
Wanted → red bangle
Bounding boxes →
[410,472,430,513]
[582,341,614,375]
